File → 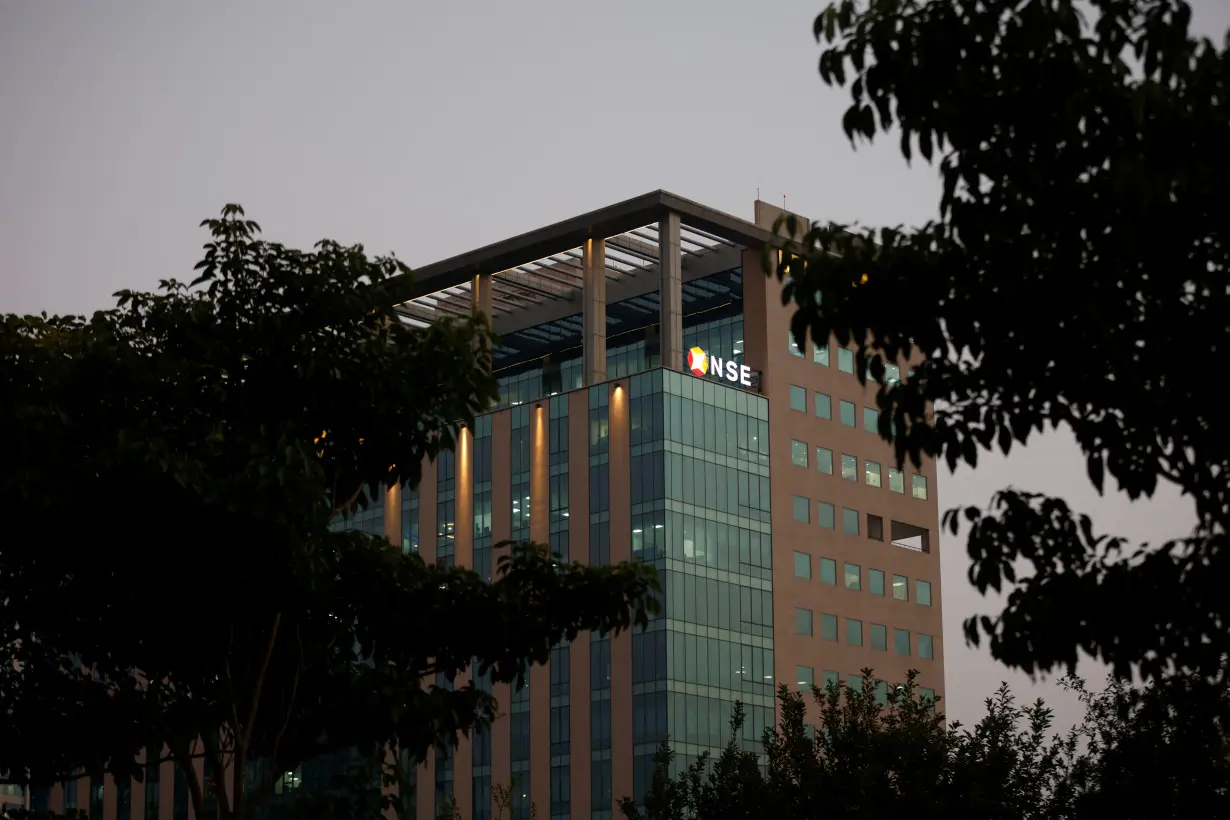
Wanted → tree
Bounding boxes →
[620,671,1079,820]
[620,671,1230,820]
[0,206,658,820]
[769,0,1230,680]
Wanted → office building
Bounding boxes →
[385,191,945,820]
[11,191,944,820]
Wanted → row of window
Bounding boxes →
[789,497,930,556]
[792,552,932,605]
[794,609,936,659]
[794,667,936,706]
[791,439,928,499]
[788,332,905,383]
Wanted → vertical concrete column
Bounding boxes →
[415,454,438,820]
[383,484,402,548]
[529,404,551,817]
[606,381,633,810]
[583,238,607,385]
[658,212,683,371]
[472,273,493,319]
[567,389,593,812]
[453,427,474,819]
[488,410,513,820]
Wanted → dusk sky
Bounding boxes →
[3,0,1222,729]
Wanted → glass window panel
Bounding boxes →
[817,502,836,530]
[841,454,857,481]
[838,348,854,374]
[895,628,911,655]
[846,619,863,646]
[814,392,831,419]
[869,569,885,595]
[789,385,807,412]
[839,400,856,427]
[820,613,837,641]
[796,608,813,636]
[917,580,932,606]
[871,624,887,651]
[865,460,881,487]
[842,508,860,535]
[919,634,934,660]
[863,407,879,432]
[889,468,905,493]
[819,558,836,585]
[816,447,833,474]
[912,474,929,500]
[792,496,810,523]
[844,563,861,590]
[813,342,829,366]
[788,331,804,357]
[796,666,814,690]
[791,440,808,467]
[892,575,908,601]
[793,551,811,579]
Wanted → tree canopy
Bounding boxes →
[0,206,658,820]
[771,0,1230,679]
[620,671,1230,820]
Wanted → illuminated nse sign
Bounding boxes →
[687,346,755,388]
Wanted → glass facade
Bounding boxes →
[628,367,773,802]
[493,269,744,410]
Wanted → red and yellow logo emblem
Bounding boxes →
[687,346,708,377]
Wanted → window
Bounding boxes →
[816,447,834,474]
[820,613,838,641]
[888,468,905,493]
[822,670,839,691]
[819,557,836,585]
[919,634,934,660]
[892,575,908,601]
[895,628,911,655]
[865,460,882,487]
[863,407,879,432]
[790,385,807,412]
[917,579,932,606]
[840,453,858,481]
[919,686,936,706]
[842,507,860,535]
[844,563,861,590]
[871,624,887,651]
[839,400,856,427]
[869,569,885,595]
[797,666,814,690]
[846,619,863,646]
[817,502,836,530]
[848,673,864,691]
[875,680,889,705]
[788,331,804,357]
[796,608,814,636]
[794,551,811,579]
[868,514,884,541]
[814,342,829,366]
[838,348,854,373]
[792,496,810,523]
[791,440,809,467]
[814,392,832,419]
[912,474,929,500]
[885,363,901,384]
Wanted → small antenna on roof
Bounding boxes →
[756,186,760,201]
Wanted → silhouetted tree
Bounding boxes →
[771,0,1230,682]
[0,206,658,820]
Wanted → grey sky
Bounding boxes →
[2,0,1221,729]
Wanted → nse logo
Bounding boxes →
[687,346,754,388]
